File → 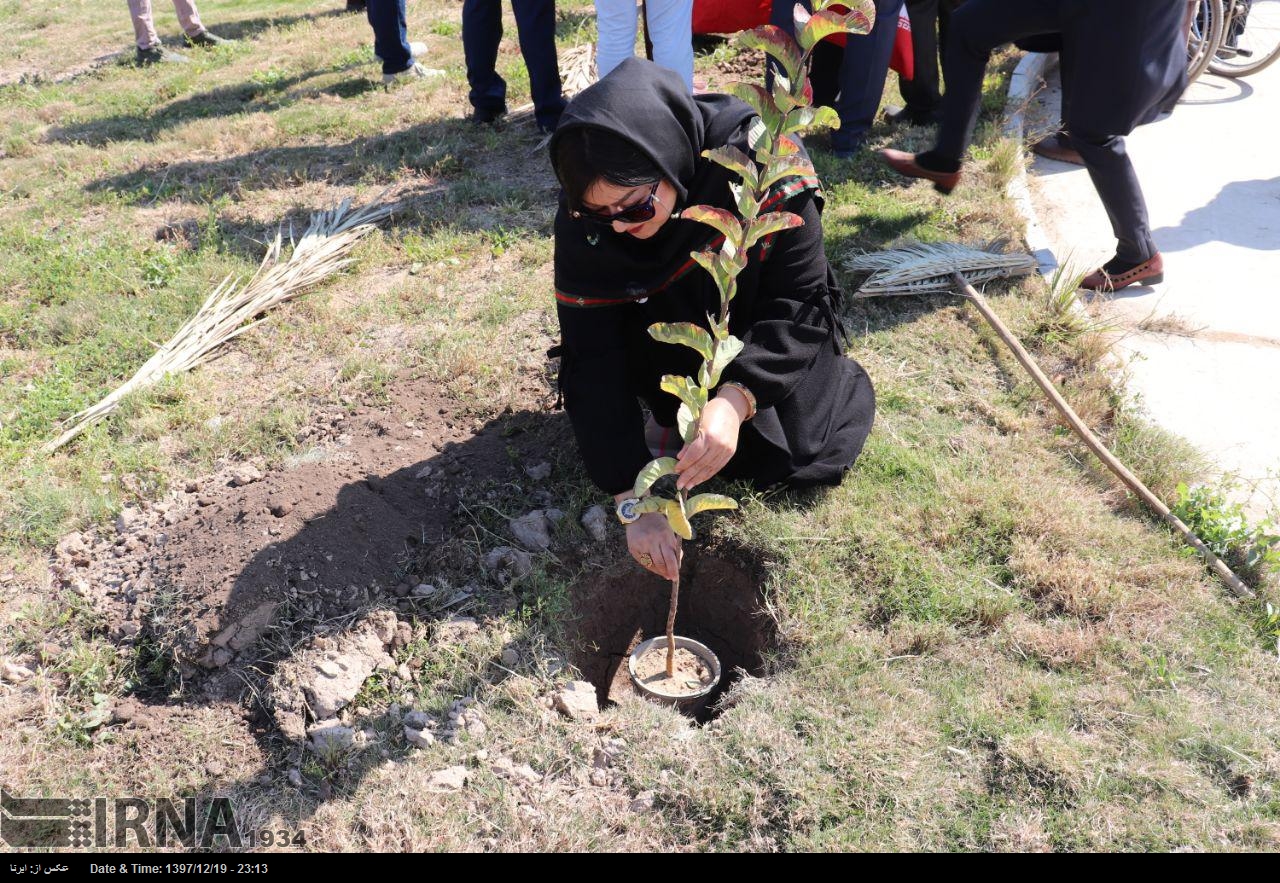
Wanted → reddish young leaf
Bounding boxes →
[681,205,743,242]
[738,25,803,83]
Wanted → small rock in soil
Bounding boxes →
[403,710,432,730]
[589,768,610,787]
[500,645,520,667]
[483,546,533,583]
[553,681,599,721]
[287,768,303,788]
[509,511,554,550]
[629,791,656,813]
[307,720,355,752]
[524,462,552,481]
[411,583,437,597]
[2,661,35,683]
[580,505,609,543]
[229,465,264,487]
[404,726,435,749]
[115,508,142,534]
[427,766,469,791]
[270,501,293,517]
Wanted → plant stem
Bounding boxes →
[666,570,680,678]
[666,487,688,678]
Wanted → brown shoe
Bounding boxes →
[1080,253,1164,292]
[1031,132,1084,165]
[880,148,962,194]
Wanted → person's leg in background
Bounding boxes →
[645,0,694,91]
[895,0,942,123]
[1073,131,1162,289]
[169,0,208,41]
[830,0,902,156]
[511,0,567,131]
[595,0,639,80]
[367,0,412,75]
[463,0,509,122]
[127,0,163,50]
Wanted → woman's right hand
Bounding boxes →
[626,512,683,581]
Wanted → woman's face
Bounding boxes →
[580,178,678,240]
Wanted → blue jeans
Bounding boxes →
[367,0,411,75]
[462,0,566,129]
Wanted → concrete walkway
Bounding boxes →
[1025,59,1280,519]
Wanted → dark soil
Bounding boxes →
[566,541,777,721]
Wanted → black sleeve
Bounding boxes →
[556,301,655,496]
[717,190,836,410]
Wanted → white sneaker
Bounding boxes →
[382,61,446,86]
[375,42,428,63]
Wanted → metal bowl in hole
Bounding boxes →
[628,635,721,713]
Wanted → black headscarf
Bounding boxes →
[550,58,766,305]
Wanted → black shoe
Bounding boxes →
[471,105,507,125]
[885,105,939,127]
[184,29,233,48]
[345,0,367,10]
[136,45,191,65]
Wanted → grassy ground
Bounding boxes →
[1,0,1277,852]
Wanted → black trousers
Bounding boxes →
[770,0,902,150]
[462,0,566,129]
[899,0,958,117]
[934,0,1155,263]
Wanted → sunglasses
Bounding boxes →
[572,181,663,225]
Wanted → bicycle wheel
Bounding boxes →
[1188,0,1226,83]
[1209,0,1280,77]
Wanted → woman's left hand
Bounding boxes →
[674,391,748,491]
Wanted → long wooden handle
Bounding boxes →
[952,272,1254,598]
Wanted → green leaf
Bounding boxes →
[744,211,804,250]
[770,76,800,114]
[649,321,715,362]
[703,145,759,190]
[731,181,762,219]
[632,497,667,516]
[720,244,747,279]
[634,457,677,498]
[687,493,739,518]
[664,498,694,540]
[784,105,840,134]
[798,8,873,51]
[792,2,811,33]
[676,402,698,444]
[681,205,743,242]
[660,374,708,415]
[727,83,783,136]
[738,25,803,84]
[746,116,769,152]
[705,334,745,387]
[775,134,802,156]
[812,0,875,30]
[760,155,815,191]
[691,248,733,299]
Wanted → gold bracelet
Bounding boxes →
[718,382,757,421]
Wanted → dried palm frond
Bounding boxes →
[44,194,395,453]
[510,43,596,131]
[846,241,1037,297]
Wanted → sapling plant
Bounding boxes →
[628,2,874,682]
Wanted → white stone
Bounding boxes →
[580,505,609,543]
[553,681,599,721]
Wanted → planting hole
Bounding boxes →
[566,543,777,722]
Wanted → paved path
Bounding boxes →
[1026,59,1280,519]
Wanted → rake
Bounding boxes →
[847,242,1253,598]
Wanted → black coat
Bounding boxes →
[556,184,876,495]
[1014,0,1187,136]
[549,60,875,496]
